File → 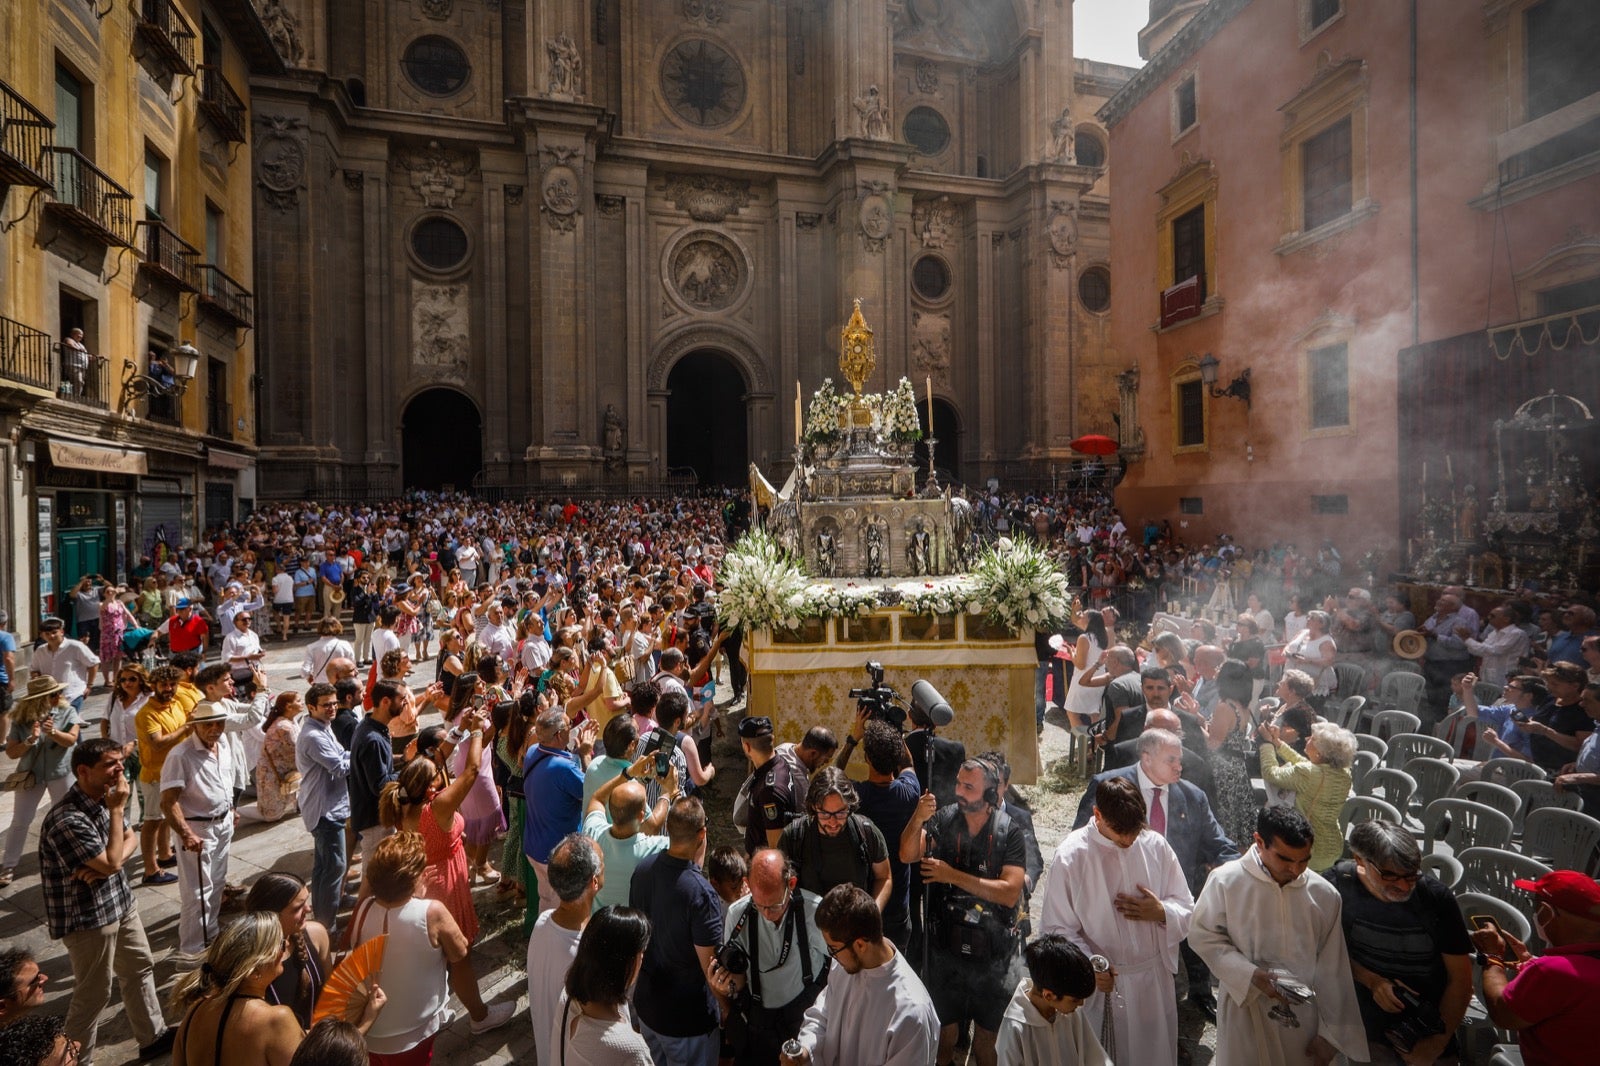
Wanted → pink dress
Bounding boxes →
[100,601,128,661]
[255,719,301,822]
[420,802,478,942]
[451,736,507,848]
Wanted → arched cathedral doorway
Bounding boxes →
[666,350,749,487]
[402,388,482,490]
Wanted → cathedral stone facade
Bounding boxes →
[249,0,1131,494]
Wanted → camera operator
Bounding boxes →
[711,849,831,1065]
[839,715,920,949]
[739,716,803,853]
[899,759,1027,1066]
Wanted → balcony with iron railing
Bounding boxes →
[0,78,54,191]
[198,65,247,144]
[134,0,197,81]
[197,264,254,328]
[0,314,55,392]
[135,219,200,291]
[55,342,112,410]
[43,147,136,247]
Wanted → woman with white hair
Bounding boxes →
[1283,609,1338,702]
[1258,720,1356,871]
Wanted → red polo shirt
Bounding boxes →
[1499,939,1600,1065]
[165,613,210,652]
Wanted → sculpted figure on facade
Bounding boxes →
[854,85,889,140]
[914,197,956,249]
[815,526,837,577]
[911,311,951,375]
[547,32,583,97]
[412,282,469,375]
[257,0,304,66]
[1048,105,1075,163]
[603,404,625,470]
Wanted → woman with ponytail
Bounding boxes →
[378,708,487,941]
[170,912,304,1066]
[245,873,332,1030]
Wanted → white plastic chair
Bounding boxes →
[1379,671,1426,716]
[1453,780,1523,825]
[1422,798,1514,857]
[1522,808,1600,874]
[1371,709,1422,741]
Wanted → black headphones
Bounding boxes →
[973,758,1002,808]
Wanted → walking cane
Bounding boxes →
[1091,955,1115,1060]
[195,841,212,951]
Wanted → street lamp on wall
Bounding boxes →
[1197,353,1251,410]
[118,341,200,416]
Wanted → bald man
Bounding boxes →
[583,751,676,911]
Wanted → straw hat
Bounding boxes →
[188,703,231,724]
[12,674,67,723]
[327,586,346,604]
[1392,629,1427,660]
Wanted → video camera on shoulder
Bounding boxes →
[848,661,955,732]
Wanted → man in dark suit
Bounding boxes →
[1103,667,1209,770]
[1105,707,1217,801]
[1073,727,1238,1019]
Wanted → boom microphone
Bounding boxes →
[910,680,954,727]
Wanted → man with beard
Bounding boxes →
[899,759,1027,1066]
[1326,821,1471,1066]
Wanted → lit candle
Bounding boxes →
[925,376,934,435]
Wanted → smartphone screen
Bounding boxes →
[1470,915,1498,931]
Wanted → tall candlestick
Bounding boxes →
[926,375,934,434]
[795,381,802,445]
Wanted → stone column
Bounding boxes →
[362,164,395,470]
[481,181,510,480]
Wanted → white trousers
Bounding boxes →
[176,816,234,955]
[3,775,72,868]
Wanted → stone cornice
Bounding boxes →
[1098,0,1253,129]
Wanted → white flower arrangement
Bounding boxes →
[882,377,923,441]
[718,533,1071,634]
[968,538,1074,631]
[803,379,848,444]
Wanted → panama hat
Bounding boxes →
[1392,630,1427,660]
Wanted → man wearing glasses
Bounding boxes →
[781,884,938,1066]
[40,738,172,1061]
[1327,820,1472,1065]
[711,849,831,1065]
[295,683,349,931]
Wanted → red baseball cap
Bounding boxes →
[1514,870,1600,919]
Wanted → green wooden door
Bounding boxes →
[57,529,109,611]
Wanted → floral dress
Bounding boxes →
[255,718,301,822]
[420,802,478,942]
[100,601,130,661]
[1209,706,1260,848]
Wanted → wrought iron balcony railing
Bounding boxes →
[198,65,247,144]
[134,0,198,79]
[56,342,112,410]
[0,78,53,190]
[43,147,136,247]
[136,219,200,291]
[197,264,254,328]
[0,314,54,391]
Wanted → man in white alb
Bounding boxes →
[783,884,938,1066]
[1039,776,1192,1066]
[1188,805,1368,1066]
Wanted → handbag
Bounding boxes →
[1,770,37,792]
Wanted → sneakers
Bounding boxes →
[469,1001,516,1034]
[0,867,14,887]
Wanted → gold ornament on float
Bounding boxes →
[839,298,876,397]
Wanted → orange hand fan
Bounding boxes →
[312,934,385,1025]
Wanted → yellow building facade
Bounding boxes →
[0,0,281,630]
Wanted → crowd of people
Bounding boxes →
[0,489,1597,1066]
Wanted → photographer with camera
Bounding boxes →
[898,758,1027,1066]
[1327,820,1472,1066]
[711,849,831,1065]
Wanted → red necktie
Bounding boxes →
[1151,786,1167,835]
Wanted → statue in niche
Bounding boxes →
[863,519,885,578]
[907,518,931,576]
[603,404,625,470]
[816,527,837,577]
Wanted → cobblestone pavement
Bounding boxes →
[0,635,1217,1064]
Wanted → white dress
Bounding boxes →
[1061,636,1105,719]
[1038,825,1192,1066]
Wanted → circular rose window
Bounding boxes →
[401,36,470,96]
[660,39,747,127]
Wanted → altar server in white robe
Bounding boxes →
[1188,805,1369,1066]
[786,884,939,1066]
[1038,776,1192,1066]
[995,933,1110,1066]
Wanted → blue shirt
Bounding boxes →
[0,629,15,684]
[296,715,351,830]
[1576,730,1600,774]
[523,744,583,862]
[319,560,343,587]
[1547,630,1587,666]
[856,768,921,927]
[1476,702,1533,760]
[348,716,395,833]
[630,852,722,1038]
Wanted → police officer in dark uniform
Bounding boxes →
[738,716,802,853]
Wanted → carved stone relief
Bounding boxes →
[659,173,752,222]
[541,165,581,232]
[546,32,583,97]
[596,194,624,218]
[670,235,743,311]
[912,197,956,249]
[858,182,892,254]
[421,0,453,18]
[1046,201,1077,268]
[914,60,939,94]
[505,185,523,206]
[795,212,821,231]
[681,0,726,27]
[398,141,475,210]
[1048,105,1075,164]
[412,280,469,377]
[854,85,889,140]
[256,1,304,67]
[254,114,305,213]
[911,310,951,375]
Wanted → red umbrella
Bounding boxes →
[1069,434,1119,456]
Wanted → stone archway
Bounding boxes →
[916,397,964,485]
[665,350,749,487]
[402,387,482,490]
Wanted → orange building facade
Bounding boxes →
[1101,0,1600,573]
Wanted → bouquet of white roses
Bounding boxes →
[717,530,813,630]
[892,576,980,616]
[882,377,923,442]
[969,539,1073,631]
[803,379,848,444]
